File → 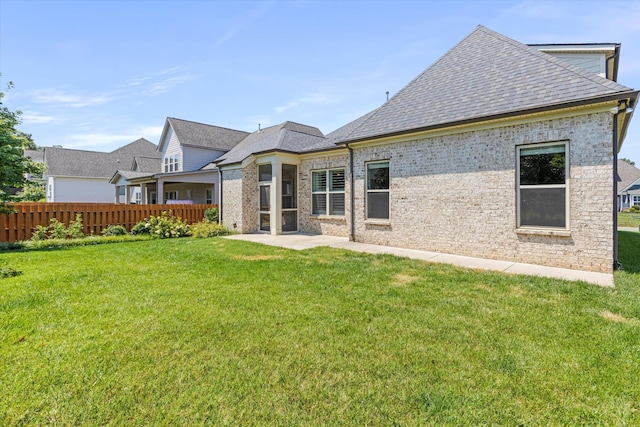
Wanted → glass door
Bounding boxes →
[282,164,297,232]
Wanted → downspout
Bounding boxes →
[347,143,355,242]
[612,107,620,270]
[218,168,223,225]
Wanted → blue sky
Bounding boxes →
[2,0,640,163]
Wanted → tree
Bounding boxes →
[621,158,636,166]
[0,82,40,213]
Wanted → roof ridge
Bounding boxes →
[338,26,491,141]
[482,26,632,92]
[168,117,250,134]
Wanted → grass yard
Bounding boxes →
[618,211,640,228]
[1,234,640,425]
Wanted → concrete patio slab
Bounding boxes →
[224,233,614,287]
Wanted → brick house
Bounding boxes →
[213,26,637,273]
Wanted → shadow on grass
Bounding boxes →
[618,231,640,274]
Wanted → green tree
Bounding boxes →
[621,157,636,166]
[0,82,40,213]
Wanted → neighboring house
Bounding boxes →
[618,159,640,210]
[43,138,158,202]
[110,117,249,204]
[214,26,637,273]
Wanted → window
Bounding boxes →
[206,188,213,204]
[517,143,568,228]
[258,164,272,232]
[164,154,180,172]
[634,195,640,206]
[282,164,298,232]
[134,192,141,204]
[312,169,345,215]
[366,161,390,220]
[164,190,178,201]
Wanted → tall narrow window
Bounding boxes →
[312,169,345,216]
[206,188,213,204]
[366,161,390,220]
[517,143,568,228]
[282,164,297,232]
[258,164,272,232]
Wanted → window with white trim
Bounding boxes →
[517,142,568,228]
[366,161,390,220]
[311,169,345,215]
[164,154,180,172]
[206,188,213,204]
[633,195,640,205]
[164,190,178,201]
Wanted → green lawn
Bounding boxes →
[618,211,640,228]
[1,234,639,425]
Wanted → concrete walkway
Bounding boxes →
[224,233,614,287]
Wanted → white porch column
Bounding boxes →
[157,180,164,204]
[141,183,148,204]
[270,158,282,235]
[125,185,131,204]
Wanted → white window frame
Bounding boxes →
[164,154,180,173]
[164,190,178,201]
[206,188,213,205]
[311,169,345,216]
[365,161,390,221]
[633,195,640,206]
[516,141,569,230]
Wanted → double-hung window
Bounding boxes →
[366,161,390,220]
[312,169,345,215]
[164,154,180,172]
[517,142,568,228]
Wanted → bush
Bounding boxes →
[629,205,640,213]
[204,207,219,223]
[191,222,233,238]
[101,225,128,236]
[131,211,191,239]
[0,261,22,278]
[30,214,85,240]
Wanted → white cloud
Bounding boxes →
[215,1,276,47]
[63,125,165,150]
[21,111,58,124]
[125,67,193,96]
[274,91,338,114]
[31,89,111,107]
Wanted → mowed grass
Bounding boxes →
[618,211,640,228]
[1,235,640,425]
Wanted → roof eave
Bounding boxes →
[338,91,639,145]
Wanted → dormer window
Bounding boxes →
[164,154,180,173]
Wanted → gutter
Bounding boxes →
[337,91,639,146]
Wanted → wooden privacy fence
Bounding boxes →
[0,203,216,242]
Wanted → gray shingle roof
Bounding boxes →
[618,160,640,193]
[216,121,325,165]
[132,155,162,173]
[24,150,44,163]
[44,138,158,178]
[166,117,250,151]
[338,25,636,143]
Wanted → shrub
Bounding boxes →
[131,211,191,239]
[204,207,219,223]
[191,221,233,238]
[101,225,128,236]
[629,205,640,213]
[67,214,85,239]
[0,261,22,278]
[31,214,84,240]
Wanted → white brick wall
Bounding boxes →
[351,112,615,273]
